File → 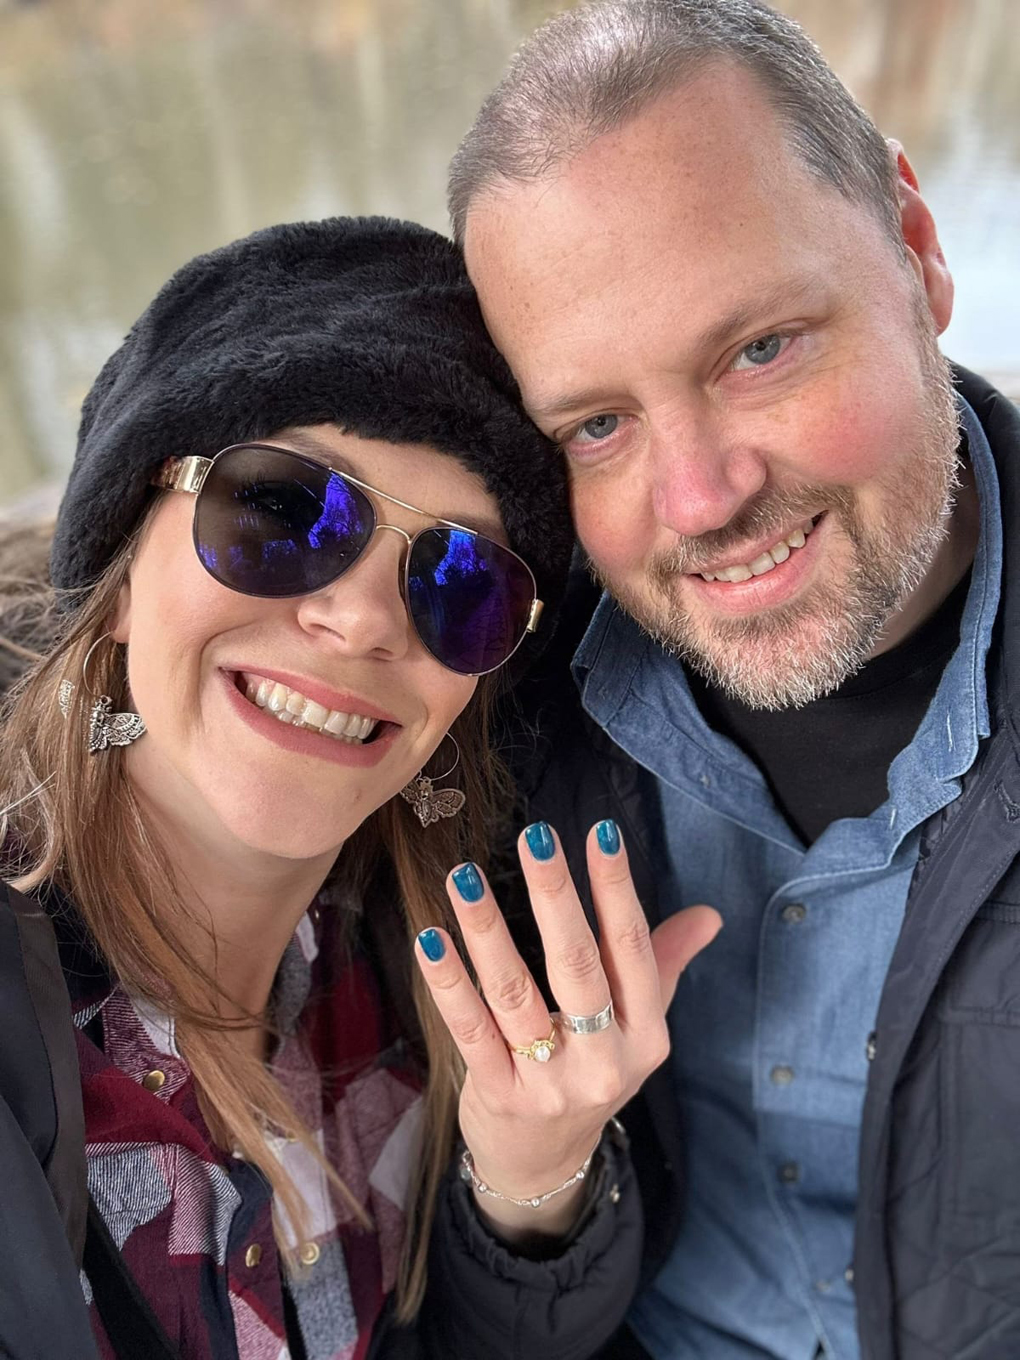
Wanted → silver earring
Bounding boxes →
[58,634,147,754]
[399,736,466,827]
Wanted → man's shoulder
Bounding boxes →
[953,364,1019,448]
[529,556,603,681]
[503,558,601,739]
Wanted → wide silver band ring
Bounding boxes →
[554,1000,615,1035]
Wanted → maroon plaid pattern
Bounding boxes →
[67,900,422,1360]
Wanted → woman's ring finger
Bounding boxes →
[553,1000,615,1035]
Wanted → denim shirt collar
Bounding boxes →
[573,395,1003,862]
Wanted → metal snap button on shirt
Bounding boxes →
[299,1242,320,1266]
[245,1243,262,1268]
[141,1069,166,1093]
[781,902,807,924]
[770,1064,795,1086]
[778,1162,800,1185]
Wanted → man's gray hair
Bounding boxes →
[449,0,901,246]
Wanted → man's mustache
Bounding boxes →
[647,484,854,580]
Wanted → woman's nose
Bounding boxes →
[293,528,411,659]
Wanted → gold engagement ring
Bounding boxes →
[509,1026,557,1063]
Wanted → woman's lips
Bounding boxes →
[223,665,399,725]
[220,669,401,767]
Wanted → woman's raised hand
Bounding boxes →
[414,820,721,1243]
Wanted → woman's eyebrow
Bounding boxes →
[279,429,507,541]
[277,428,352,471]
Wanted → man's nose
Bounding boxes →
[294,528,411,658]
[648,409,767,539]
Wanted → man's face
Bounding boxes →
[465,64,960,709]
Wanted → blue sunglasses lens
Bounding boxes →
[194,445,375,597]
[406,527,536,675]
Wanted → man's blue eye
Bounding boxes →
[579,414,618,441]
[741,334,783,366]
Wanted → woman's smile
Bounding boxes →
[218,666,404,768]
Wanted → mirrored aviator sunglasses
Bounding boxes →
[152,442,543,676]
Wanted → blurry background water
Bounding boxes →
[1,0,1017,512]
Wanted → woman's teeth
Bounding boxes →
[241,674,378,743]
[700,519,816,583]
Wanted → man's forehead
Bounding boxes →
[466,163,831,369]
[465,82,823,317]
[465,64,794,246]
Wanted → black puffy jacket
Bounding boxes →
[503,368,1020,1360]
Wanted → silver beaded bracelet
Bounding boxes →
[459,1132,603,1209]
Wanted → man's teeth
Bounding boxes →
[700,520,814,583]
[241,675,378,743]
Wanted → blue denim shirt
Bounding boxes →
[572,399,1002,1360]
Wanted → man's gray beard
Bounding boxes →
[597,305,962,711]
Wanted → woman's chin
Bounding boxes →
[230,822,350,864]
[210,794,369,865]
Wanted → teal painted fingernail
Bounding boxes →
[452,862,484,903]
[418,928,445,962]
[596,819,621,856]
[524,821,556,861]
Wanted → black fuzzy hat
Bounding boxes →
[51,216,573,663]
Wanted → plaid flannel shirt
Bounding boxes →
[63,895,422,1360]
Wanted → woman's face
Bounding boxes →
[112,427,500,863]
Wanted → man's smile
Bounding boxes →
[687,516,820,583]
[676,512,832,618]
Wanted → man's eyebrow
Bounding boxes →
[530,387,623,423]
[278,429,507,541]
[695,275,828,354]
[530,275,827,424]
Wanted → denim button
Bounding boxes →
[770,1064,795,1086]
[778,1161,800,1184]
[781,902,807,923]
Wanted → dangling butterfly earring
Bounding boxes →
[58,634,147,754]
[399,736,465,828]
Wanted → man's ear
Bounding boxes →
[888,138,954,335]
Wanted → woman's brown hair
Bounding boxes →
[0,507,508,1320]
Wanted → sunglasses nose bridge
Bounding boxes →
[374,523,413,547]
[373,522,412,601]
